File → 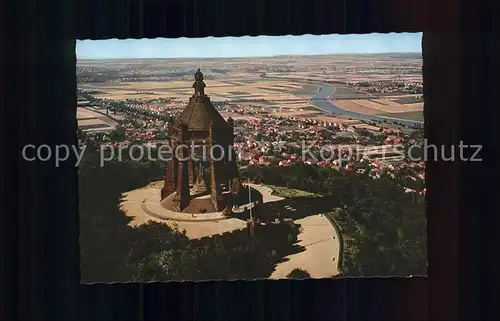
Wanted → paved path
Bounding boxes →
[270,214,340,279]
[120,182,247,239]
[246,183,341,278]
[121,181,341,276]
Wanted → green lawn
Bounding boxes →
[267,185,322,198]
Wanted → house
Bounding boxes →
[345,163,355,171]
[278,159,292,167]
[385,135,404,144]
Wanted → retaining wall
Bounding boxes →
[141,199,225,222]
[324,213,345,275]
[190,227,250,247]
[190,221,298,249]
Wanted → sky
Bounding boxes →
[76,32,422,59]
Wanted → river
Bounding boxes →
[311,85,424,128]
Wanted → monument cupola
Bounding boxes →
[193,68,206,96]
[180,69,230,131]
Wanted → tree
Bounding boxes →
[286,268,311,279]
[134,247,203,282]
[109,125,126,141]
[155,130,168,140]
[77,129,87,141]
[165,115,175,124]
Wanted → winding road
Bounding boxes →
[246,183,341,278]
[311,85,424,127]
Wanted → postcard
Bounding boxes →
[76,33,426,282]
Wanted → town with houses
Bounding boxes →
[77,88,426,196]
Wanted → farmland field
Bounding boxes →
[290,84,321,97]
[228,91,252,95]
[77,53,423,122]
[379,111,424,121]
[334,86,367,96]
[333,98,423,115]
[392,96,424,104]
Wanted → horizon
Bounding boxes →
[76,52,421,61]
[77,33,422,60]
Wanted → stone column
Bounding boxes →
[226,121,238,179]
[160,159,176,200]
[172,156,179,187]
